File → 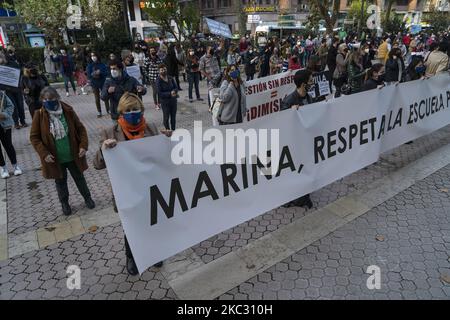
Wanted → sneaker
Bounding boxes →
[97,113,102,118]
[126,256,139,276]
[81,88,88,95]
[155,104,160,110]
[21,123,29,128]
[189,99,194,103]
[14,124,21,130]
[197,98,204,101]
[13,165,22,176]
[66,92,70,97]
[1,168,9,179]
[85,197,96,209]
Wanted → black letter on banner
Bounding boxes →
[150,178,188,226]
[314,136,325,164]
[191,171,219,209]
[221,164,240,197]
[276,146,296,177]
[327,131,337,158]
[338,127,347,154]
[349,124,358,150]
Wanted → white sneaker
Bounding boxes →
[66,92,70,97]
[13,165,22,176]
[1,168,9,179]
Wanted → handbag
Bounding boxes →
[210,96,222,120]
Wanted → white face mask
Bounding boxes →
[92,56,98,62]
[364,49,370,54]
[111,70,120,78]
[60,50,66,55]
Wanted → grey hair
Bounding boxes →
[39,86,60,101]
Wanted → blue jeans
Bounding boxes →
[187,72,200,100]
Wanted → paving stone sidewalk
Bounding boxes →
[1,79,449,299]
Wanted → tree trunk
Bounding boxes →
[385,0,394,23]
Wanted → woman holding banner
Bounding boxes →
[217,65,247,126]
[94,92,171,275]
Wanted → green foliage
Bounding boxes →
[423,7,450,33]
[12,0,123,43]
[15,47,45,70]
[142,0,200,43]
[92,23,132,61]
[382,13,406,34]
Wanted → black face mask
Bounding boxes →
[30,69,38,76]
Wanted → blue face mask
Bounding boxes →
[230,70,240,80]
[415,66,426,74]
[43,100,59,111]
[123,111,142,125]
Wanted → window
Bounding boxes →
[128,0,136,22]
[218,0,232,8]
[202,0,214,9]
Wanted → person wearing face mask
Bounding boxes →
[346,49,368,95]
[87,52,109,118]
[217,65,247,125]
[244,47,258,81]
[0,90,22,179]
[361,63,385,92]
[156,64,178,130]
[0,51,27,129]
[377,36,390,64]
[21,63,49,119]
[258,46,272,78]
[44,44,58,82]
[51,47,77,97]
[144,47,163,110]
[406,56,426,82]
[30,86,95,216]
[280,69,314,209]
[361,45,373,70]
[93,92,172,275]
[385,48,406,85]
[200,46,222,108]
[73,45,88,95]
[333,43,350,98]
[269,47,283,75]
[101,60,146,122]
[186,48,203,103]
[318,39,328,69]
[306,55,326,102]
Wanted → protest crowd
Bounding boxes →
[0,26,449,276]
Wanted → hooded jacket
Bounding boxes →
[101,71,147,120]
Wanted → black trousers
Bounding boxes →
[0,127,17,167]
[161,100,177,131]
[150,82,159,105]
[7,91,26,125]
[187,72,200,100]
[26,102,41,120]
[92,87,110,114]
[55,161,91,203]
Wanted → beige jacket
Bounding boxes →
[425,51,449,77]
[93,122,158,170]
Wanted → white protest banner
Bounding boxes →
[126,65,143,84]
[103,74,450,274]
[0,65,21,88]
[245,70,297,121]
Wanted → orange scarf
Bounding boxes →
[118,116,146,140]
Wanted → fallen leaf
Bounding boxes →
[441,275,450,284]
[375,235,385,242]
[45,227,56,232]
[88,226,98,233]
[439,188,448,193]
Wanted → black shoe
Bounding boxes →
[303,197,313,210]
[126,256,139,275]
[153,261,163,268]
[21,123,29,128]
[85,197,96,209]
[61,201,72,216]
[14,124,21,130]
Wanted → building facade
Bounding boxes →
[199,0,448,33]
